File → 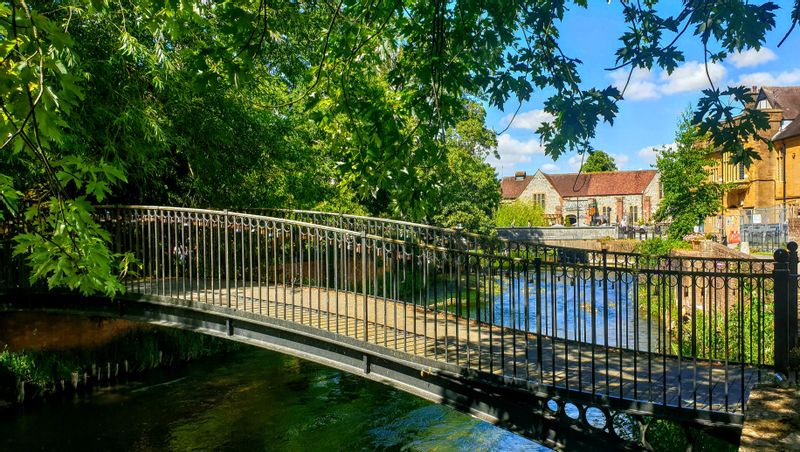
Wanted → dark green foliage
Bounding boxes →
[634,237,691,257]
[580,151,618,173]
[430,107,501,233]
[1,1,796,296]
[643,418,736,452]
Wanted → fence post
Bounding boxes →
[361,230,368,342]
[224,209,231,309]
[774,248,790,374]
[788,242,798,352]
[534,257,542,367]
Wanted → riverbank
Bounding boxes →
[740,384,800,450]
[0,312,241,407]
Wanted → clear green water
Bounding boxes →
[0,347,548,451]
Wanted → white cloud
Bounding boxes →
[501,109,555,130]
[729,48,777,68]
[661,61,726,94]
[609,61,726,101]
[497,134,544,158]
[610,153,630,169]
[488,133,545,174]
[734,68,800,87]
[541,163,558,172]
[636,143,675,168]
[610,68,659,100]
[567,154,584,170]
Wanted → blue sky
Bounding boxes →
[485,1,800,177]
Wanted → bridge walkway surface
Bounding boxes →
[129,278,757,415]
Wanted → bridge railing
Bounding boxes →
[4,206,796,416]
[253,208,497,252]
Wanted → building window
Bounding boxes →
[602,206,612,224]
[757,98,771,109]
[532,193,545,209]
[722,156,746,182]
[629,206,639,224]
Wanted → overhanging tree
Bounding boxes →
[1,0,798,295]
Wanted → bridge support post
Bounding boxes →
[787,242,798,355]
[773,249,790,374]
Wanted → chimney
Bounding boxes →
[751,85,758,93]
[515,171,526,181]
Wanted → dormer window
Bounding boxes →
[514,171,527,181]
[757,98,771,109]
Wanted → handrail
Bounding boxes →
[95,205,360,237]
[257,207,772,265]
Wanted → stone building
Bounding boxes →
[500,169,661,226]
[704,86,800,240]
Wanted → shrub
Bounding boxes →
[494,201,548,227]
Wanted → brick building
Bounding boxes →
[705,86,800,240]
[501,169,661,226]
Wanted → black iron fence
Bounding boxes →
[3,206,799,416]
[616,224,669,241]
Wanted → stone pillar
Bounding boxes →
[616,197,624,224]
[557,199,563,223]
[643,196,652,223]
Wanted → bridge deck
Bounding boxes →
[130,278,759,414]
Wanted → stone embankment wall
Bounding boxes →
[497,226,617,242]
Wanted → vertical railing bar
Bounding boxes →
[299,225,304,323]
[362,231,368,343]
[224,210,230,309]
[290,225,296,323]
[334,231,339,334]
[602,249,609,397]
[677,274,683,409]
[692,273,698,410]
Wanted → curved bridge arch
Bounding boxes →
[2,206,777,449]
[1,293,645,450]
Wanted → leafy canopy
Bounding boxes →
[495,201,549,228]
[654,112,725,240]
[580,151,618,173]
[1,0,799,296]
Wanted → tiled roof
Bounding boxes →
[500,175,534,199]
[760,86,800,119]
[774,117,800,141]
[542,170,657,198]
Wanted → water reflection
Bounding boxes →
[1,345,550,451]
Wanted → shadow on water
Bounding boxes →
[0,313,548,451]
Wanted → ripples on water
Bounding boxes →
[1,347,549,451]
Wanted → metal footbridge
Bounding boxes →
[3,206,797,450]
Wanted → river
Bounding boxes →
[0,319,546,451]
